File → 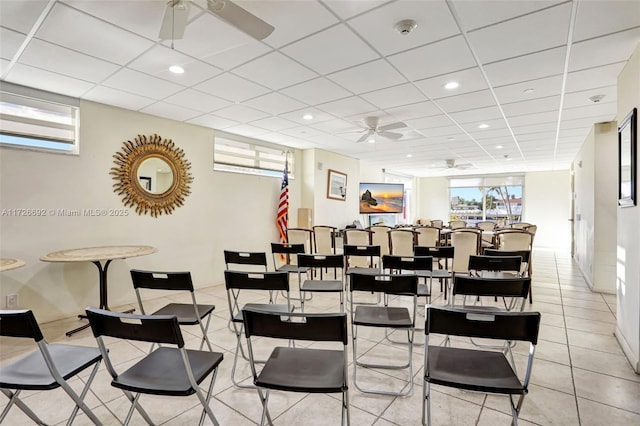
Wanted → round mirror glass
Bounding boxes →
[136,157,174,194]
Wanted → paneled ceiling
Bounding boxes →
[1,0,639,177]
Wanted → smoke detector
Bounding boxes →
[589,94,605,103]
[394,19,417,35]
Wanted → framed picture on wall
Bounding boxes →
[327,169,347,201]
[618,107,637,207]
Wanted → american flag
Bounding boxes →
[276,159,289,248]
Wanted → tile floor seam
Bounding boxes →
[556,250,583,426]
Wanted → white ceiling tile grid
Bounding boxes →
[0,0,638,177]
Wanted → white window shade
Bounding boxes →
[214,132,293,177]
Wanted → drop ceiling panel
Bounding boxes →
[102,68,183,99]
[188,114,238,129]
[233,52,318,90]
[327,60,407,94]
[244,92,306,115]
[0,0,50,34]
[561,103,617,121]
[281,77,352,105]
[451,0,563,31]
[512,122,558,135]
[406,114,455,130]
[483,47,566,87]
[279,108,335,125]
[19,39,120,83]
[140,102,201,122]
[501,96,561,117]
[385,101,441,120]
[35,3,154,65]
[316,96,378,118]
[323,0,388,19]
[310,118,361,134]
[281,126,325,139]
[565,62,626,93]
[415,67,488,99]
[163,89,231,113]
[569,27,640,72]
[194,73,270,102]
[281,25,379,75]
[5,63,94,98]
[213,104,270,122]
[0,28,25,61]
[243,0,339,48]
[360,83,427,109]
[82,86,155,111]
[573,0,640,42]
[448,106,503,124]
[250,116,300,132]
[201,41,271,71]
[434,90,496,113]
[222,124,270,138]
[493,75,563,104]
[388,36,477,81]
[348,0,459,55]
[507,110,558,127]
[467,3,571,64]
[563,86,617,109]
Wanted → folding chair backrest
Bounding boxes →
[86,308,184,346]
[382,255,433,273]
[287,228,314,254]
[453,275,531,299]
[483,248,531,264]
[297,253,344,269]
[313,225,336,254]
[224,270,289,291]
[242,309,348,344]
[425,306,540,344]
[414,226,440,247]
[224,250,268,270]
[271,242,306,268]
[415,245,454,259]
[0,309,43,341]
[343,244,380,269]
[468,255,522,273]
[130,269,193,291]
[350,272,418,296]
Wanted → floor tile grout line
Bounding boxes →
[555,250,583,425]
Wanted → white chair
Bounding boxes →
[414,225,440,247]
[368,225,391,257]
[450,229,481,277]
[388,228,416,256]
[313,225,337,254]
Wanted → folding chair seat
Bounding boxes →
[85,308,223,426]
[242,308,350,426]
[0,310,102,425]
[297,253,345,312]
[223,270,293,388]
[130,269,215,351]
[350,272,418,396]
[423,307,541,426]
[415,246,454,300]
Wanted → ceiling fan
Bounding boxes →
[159,0,275,42]
[352,116,408,143]
[435,159,474,170]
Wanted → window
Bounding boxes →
[449,176,524,226]
[213,131,293,178]
[0,83,79,154]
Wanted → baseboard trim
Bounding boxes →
[615,326,640,374]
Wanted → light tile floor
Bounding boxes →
[2,249,639,425]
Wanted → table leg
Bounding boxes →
[65,259,134,337]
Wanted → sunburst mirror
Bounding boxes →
[111,134,193,217]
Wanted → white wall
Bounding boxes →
[523,171,571,249]
[615,43,640,373]
[415,177,449,224]
[0,100,300,323]
[572,123,618,292]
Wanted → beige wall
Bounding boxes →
[615,43,640,372]
[0,100,301,323]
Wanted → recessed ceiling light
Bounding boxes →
[406,154,413,158]
[303,114,313,120]
[447,137,455,141]
[444,81,460,90]
[169,65,184,74]
[496,145,503,149]
[523,88,534,94]
[478,123,489,129]
[368,138,376,144]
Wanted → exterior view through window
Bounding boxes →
[449,176,523,227]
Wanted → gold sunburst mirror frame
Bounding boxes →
[111,134,193,217]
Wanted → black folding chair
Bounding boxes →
[130,269,215,351]
[297,253,345,312]
[271,242,310,301]
[423,307,541,426]
[452,274,531,312]
[349,272,418,396]
[0,309,102,425]
[85,308,223,426]
[415,246,454,300]
[224,270,293,388]
[243,308,350,426]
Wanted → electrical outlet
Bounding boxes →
[6,293,18,309]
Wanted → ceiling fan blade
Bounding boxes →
[356,131,373,143]
[379,131,403,140]
[378,121,407,132]
[159,1,191,40]
[207,0,275,40]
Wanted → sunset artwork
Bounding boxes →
[359,183,404,213]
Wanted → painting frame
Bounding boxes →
[618,107,637,207]
[327,169,347,201]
